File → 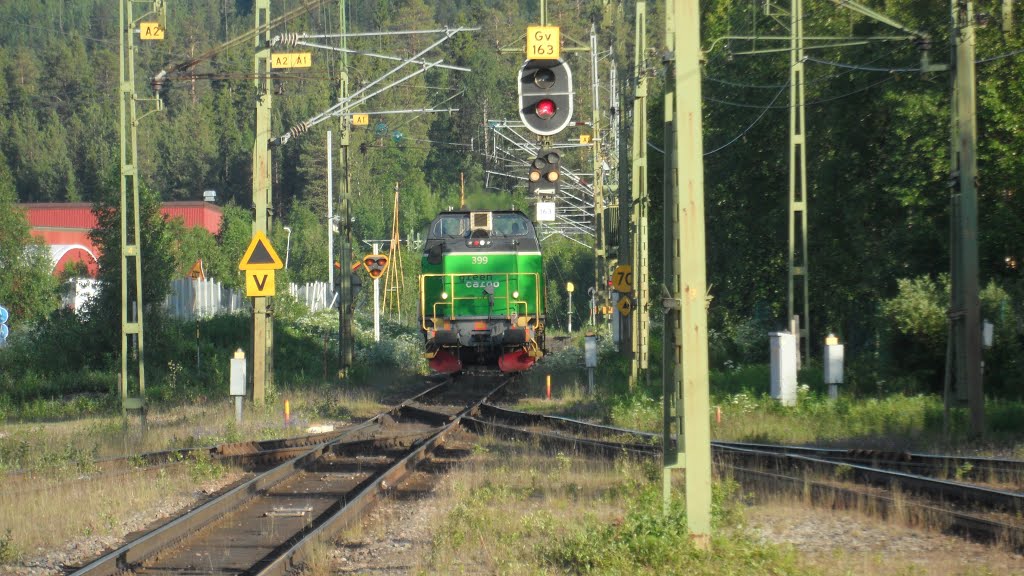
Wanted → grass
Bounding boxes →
[0,386,386,473]
[403,436,810,576]
[0,459,241,565]
[606,389,1024,455]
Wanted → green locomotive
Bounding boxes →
[419,210,545,373]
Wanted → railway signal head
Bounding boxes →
[363,254,389,279]
[518,59,573,136]
[528,149,561,195]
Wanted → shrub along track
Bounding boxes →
[469,404,1024,553]
[68,374,510,576]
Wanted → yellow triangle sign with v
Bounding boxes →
[239,230,284,270]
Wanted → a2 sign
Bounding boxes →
[363,254,390,279]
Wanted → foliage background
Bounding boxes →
[0,0,1021,404]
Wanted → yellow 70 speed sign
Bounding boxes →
[612,265,633,293]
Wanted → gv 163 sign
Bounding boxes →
[526,26,560,60]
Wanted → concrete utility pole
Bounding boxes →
[591,25,608,317]
[337,0,354,377]
[251,0,273,404]
[663,0,712,548]
[950,0,984,436]
[630,1,649,388]
[788,0,810,363]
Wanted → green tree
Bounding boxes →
[0,160,59,325]
[208,202,253,289]
[87,172,177,351]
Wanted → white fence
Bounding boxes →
[165,278,248,319]
[63,278,336,319]
[288,281,335,313]
[164,278,336,319]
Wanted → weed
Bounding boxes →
[834,463,854,480]
[955,461,974,482]
[188,451,226,482]
[0,529,20,563]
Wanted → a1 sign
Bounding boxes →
[612,265,633,293]
[271,53,312,69]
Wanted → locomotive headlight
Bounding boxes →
[512,290,520,299]
[441,291,449,300]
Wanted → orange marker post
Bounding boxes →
[284,399,291,427]
[715,406,721,425]
[546,375,551,401]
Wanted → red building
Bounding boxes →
[20,202,224,277]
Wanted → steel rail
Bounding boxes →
[476,405,1024,512]
[253,376,515,575]
[728,464,1024,552]
[714,440,1024,484]
[479,403,658,441]
[717,445,1024,513]
[10,377,454,480]
[69,378,455,576]
[462,416,657,458]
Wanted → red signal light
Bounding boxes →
[535,99,556,120]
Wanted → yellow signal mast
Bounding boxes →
[382,182,404,320]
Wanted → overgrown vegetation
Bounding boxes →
[418,439,811,575]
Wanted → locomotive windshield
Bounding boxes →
[493,213,532,236]
[431,214,469,238]
[429,212,534,238]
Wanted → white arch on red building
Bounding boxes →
[49,244,99,276]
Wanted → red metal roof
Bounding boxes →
[19,202,225,277]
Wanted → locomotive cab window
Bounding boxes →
[432,214,470,238]
[493,213,533,237]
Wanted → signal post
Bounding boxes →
[251,0,274,404]
[663,0,713,547]
[239,232,283,404]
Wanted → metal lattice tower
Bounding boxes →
[118,0,165,416]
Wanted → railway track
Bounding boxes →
[68,374,507,576]
[468,404,1024,553]
[62,392,1024,573]
[714,440,1024,486]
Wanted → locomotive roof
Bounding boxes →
[434,209,528,217]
